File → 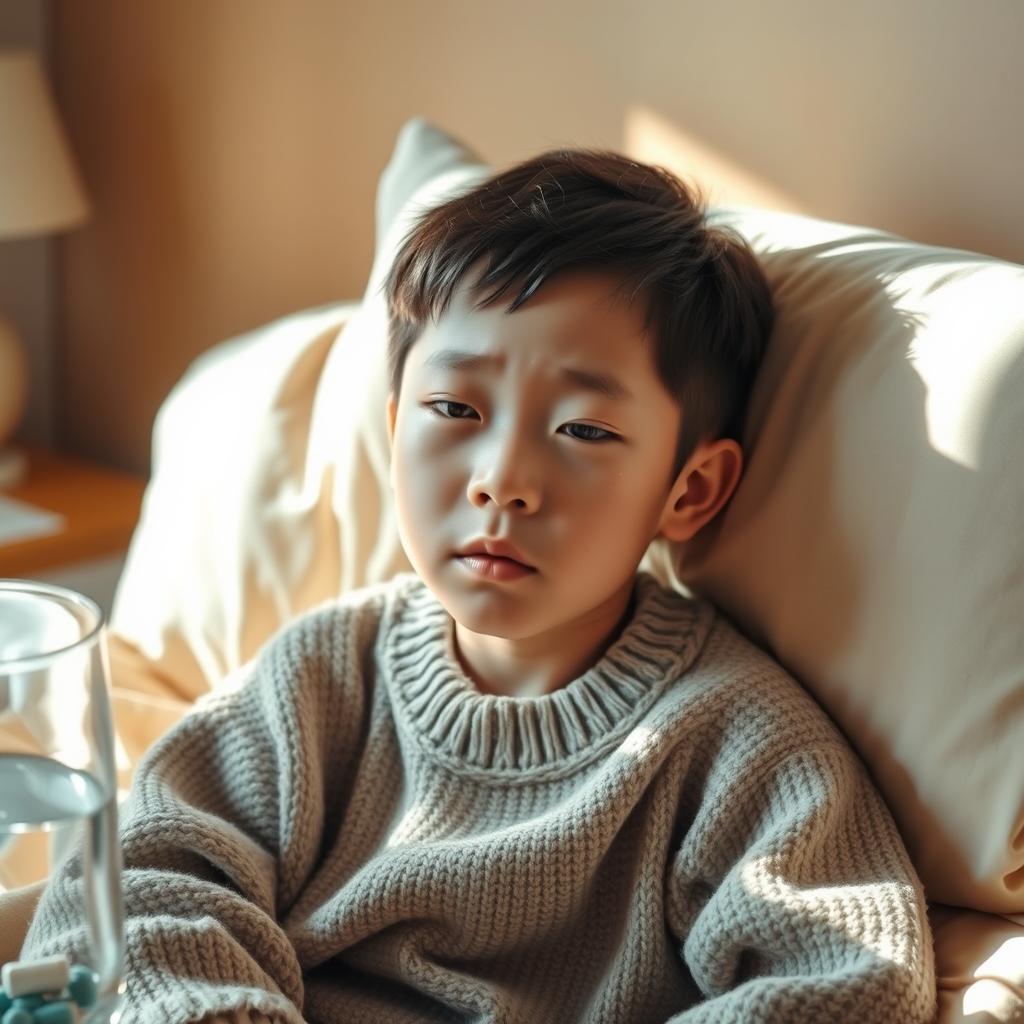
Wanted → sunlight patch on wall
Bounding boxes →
[623,107,807,214]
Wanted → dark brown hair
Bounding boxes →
[382,148,774,480]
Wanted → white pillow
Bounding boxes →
[641,206,1024,914]
[105,120,488,767]
[110,302,356,701]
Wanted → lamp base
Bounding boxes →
[0,446,28,490]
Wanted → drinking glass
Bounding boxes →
[0,579,125,1022]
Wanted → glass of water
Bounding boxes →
[0,579,124,1022]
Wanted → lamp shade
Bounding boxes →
[0,50,89,239]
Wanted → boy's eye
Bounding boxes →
[427,399,476,420]
[424,401,617,443]
[561,423,615,443]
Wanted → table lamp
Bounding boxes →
[0,49,90,489]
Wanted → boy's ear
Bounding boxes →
[658,438,744,544]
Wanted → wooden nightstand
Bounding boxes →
[0,445,147,617]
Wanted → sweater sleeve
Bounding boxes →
[663,740,938,1024]
[19,621,330,1024]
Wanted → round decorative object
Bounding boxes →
[0,315,28,445]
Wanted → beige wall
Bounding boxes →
[50,0,1024,474]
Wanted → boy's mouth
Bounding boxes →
[455,553,537,582]
[455,536,535,569]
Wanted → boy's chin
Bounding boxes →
[432,567,545,632]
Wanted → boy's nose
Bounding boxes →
[467,444,542,513]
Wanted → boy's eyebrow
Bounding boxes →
[422,348,634,401]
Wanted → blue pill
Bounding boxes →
[68,964,98,1007]
[1,1005,33,1024]
[33,1001,76,1024]
[0,990,10,1012]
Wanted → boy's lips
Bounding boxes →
[454,536,535,569]
[455,554,536,582]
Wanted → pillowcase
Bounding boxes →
[110,117,1024,919]
[640,205,1024,915]
[105,120,489,779]
[109,302,354,703]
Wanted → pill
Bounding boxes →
[1,1006,33,1024]
[1,955,70,998]
[34,1000,77,1024]
[68,964,97,1008]
[0,991,9,1012]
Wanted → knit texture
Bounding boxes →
[23,570,937,1023]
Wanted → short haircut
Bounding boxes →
[382,148,775,481]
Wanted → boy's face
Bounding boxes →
[386,266,735,644]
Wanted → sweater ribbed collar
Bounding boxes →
[381,571,715,780]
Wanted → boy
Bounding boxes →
[23,148,936,1023]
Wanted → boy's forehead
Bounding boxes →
[414,265,652,371]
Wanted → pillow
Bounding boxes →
[640,206,1024,915]
[105,120,490,777]
[110,118,1024,917]
[109,302,355,701]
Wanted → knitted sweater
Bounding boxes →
[23,570,937,1023]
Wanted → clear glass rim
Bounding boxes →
[0,578,105,672]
